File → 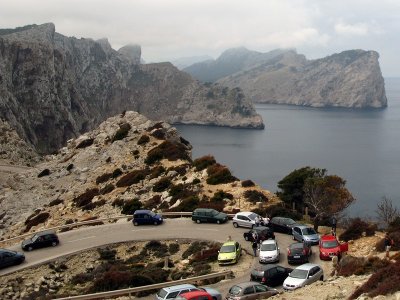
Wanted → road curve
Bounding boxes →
[1,218,330,278]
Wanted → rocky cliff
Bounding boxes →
[0,24,263,154]
[185,48,387,108]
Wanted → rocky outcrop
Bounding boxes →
[216,49,387,108]
[0,24,263,154]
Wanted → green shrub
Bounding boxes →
[82,199,106,211]
[339,218,375,242]
[206,164,237,185]
[121,198,142,215]
[49,198,63,206]
[192,178,201,184]
[167,164,190,176]
[144,195,162,209]
[98,247,117,261]
[100,183,115,195]
[112,123,131,142]
[168,183,195,201]
[145,141,190,165]
[147,122,164,131]
[71,272,94,285]
[182,241,208,259]
[171,270,193,280]
[144,240,169,257]
[151,129,166,140]
[244,190,268,203]
[149,166,166,179]
[73,188,99,207]
[264,204,302,220]
[193,155,216,171]
[112,168,123,178]
[96,173,112,184]
[170,196,200,212]
[112,198,124,207]
[241,180,255,187]
[198,201,225,212]
[116,169,150,187]
[137,135,150,145]
[153,177,172,192]
[168,243,180,254]
[211,190,233,202]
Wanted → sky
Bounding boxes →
[1,0,400,76]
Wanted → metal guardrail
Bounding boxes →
[55,271,233,300]
[0,212,235,246]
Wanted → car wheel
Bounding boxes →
[27,246,33,252]
[154,221,159,225]
[233,222,238,228]
[320,275,324,281]
[133,221,139,226]
[51,241,58,247]
[217,220,221,224]
[196,219,201,224]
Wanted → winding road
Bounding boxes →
[0,218,332,296]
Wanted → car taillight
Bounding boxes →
[262,277,266,283]
[303,249,306,255]
[287,248,291,255]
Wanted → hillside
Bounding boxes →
[0,111,277,239]
[185,47,387,108]
[0,24,263,154]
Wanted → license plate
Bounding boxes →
[294,255,300,258]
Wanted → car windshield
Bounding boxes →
[31,234,40,241]
[322,240,339,248]
[248,213,259,220]
[302,228,317,235]
[220,245,236,253]
[211,210,219,216]
[289,269,308,279]
[260,243,276,251]
[228,285,242,296]
[157,289,168,299]
[148,211,156,217]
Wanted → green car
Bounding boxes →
[192,208,228,224]
[218,241,241,265]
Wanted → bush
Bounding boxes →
[24,212,50,232]
[82,199,107,211]
[49,198,63,206]
[190,246,219,263]
[112,123,131,142]
[168,243,180,254]
[75,138,94,149]
[206,164,237,185]
[182,241,208,259]
[73,188,99,207]
[147,122,164,131]
[112,168,123,178]
[144,195,162,209]
[167,164,190,176]
[116,169,150,187]
[264,204,302,220]
[98,247,117,261]
[66,164,74,171]
[244,190,268,203]
[149,166,166,179]
[112,198,124,207]
[241,180,255,187]
[144,240,169,257]
[193,155,216,171]
[145,141,190,165]
[151,129,166,140]
[192,178,201,184]
[153,177,172,192]
[339,218,375,242]
[121,198,142,215]
[168,183,195,201]
[198,201,225,212]
[376,231,400,252]
[211,190,233,202]
[71,272,94,285]
[137,135,150,145]
[349,261,400,299]
[170,196,200,212]
[96,173,112,184]
[38,168,50,177]
[100,183,115,195]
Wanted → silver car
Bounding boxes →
[292,225,320,245]
[232,212,261,228]
[283,263,324,290]
[259,239,280,263]
[226,281,278,300]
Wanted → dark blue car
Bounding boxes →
[0,249,25,269]
[132,210,163,226]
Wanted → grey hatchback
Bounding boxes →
[225,282,278,300]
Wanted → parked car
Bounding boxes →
[269,217,298,234]
[21,230,59,251]
[319,234,349,260]
[217,241,241,265]
[226,281,278,300]
[292,225,320,244]
[250,264,293,287]
[192,208,228,224]
[259,239,280,263]
[287,242,312,264]
[177,290,213,300]
[197,287,222,300]
[132,209,163,226]
[156,284,198,300]
[243,226,275,243]
[283,263,324,291]
[232,212,262,228]
[0,249,25,269]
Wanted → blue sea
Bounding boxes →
[175,77,400,217]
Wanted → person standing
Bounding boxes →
[384,233,393,259]
[331,216,337,233]
[254,216,260,227]
[252,240,258,256]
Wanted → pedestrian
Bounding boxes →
[227,235,232,241]
[252,240,258,256]
[254,216,260,227]
[252,231,258,242]
[384,233,393,259]
[330,229,336,237]
[331,216,337,233]
[264,215,270,225]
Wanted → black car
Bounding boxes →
[192,208,228,224]
[21,230,59,251]
[270,217,298,234]
[0,249,25,269]
[287,242,312,264]
[243,226,275,242]
[250,264,293,287]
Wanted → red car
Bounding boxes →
[177,290,213,300]
[319,235,348,260]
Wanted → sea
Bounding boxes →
[175,77,400,218]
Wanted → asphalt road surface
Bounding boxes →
[1,218,332,296]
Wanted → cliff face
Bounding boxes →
[187,48,387,109]
[0,24,263,154]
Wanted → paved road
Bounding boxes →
[0,218,331,295]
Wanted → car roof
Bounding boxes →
[232,281,260,288]
[35,230,57,236]
[320,235,337,241]
[134,209,152,214]
[235,211,256,217]
[293,224,311,229]
[253,226,270,232]
[180,291,210,298]
[295,263,320,271]
[222,241,237,246]
[161,284,197,292]
[289,242,305,248]
[194,208,216,212]
[261,239,277,245]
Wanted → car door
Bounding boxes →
[272,218,282,232]
[1,252,15,267]
[276,266,287,285]
[292,227,301,241]
[267,267,278,286]
[254,284,274,299]
[242,285,255,300]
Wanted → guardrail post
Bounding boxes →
[164,256,169,269]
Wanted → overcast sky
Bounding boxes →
[1,0,400,76]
